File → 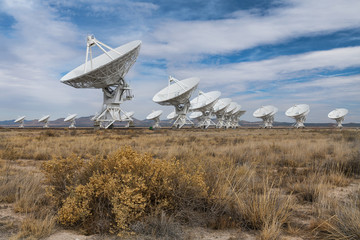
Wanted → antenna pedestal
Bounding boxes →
[123,113,134,128]
[94,81,133,129]
[215,108,228,128]
[18,120,24,128]
[294,116,306,128]
[152,117,161,128]
[173,101,193,128]
[336,117,344,128]
[262,115,274,128]
[197,111,215,129]
[69,119,76,128]
[216,116,226,128]
[124,120,134,128]
[43,121,49,128]
[231,119,239,129]
[224,114,233,129]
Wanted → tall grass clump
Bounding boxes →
[312,191,360,239]
[207,163,294,238]
[42,146,208,235]
[0,161,56,239]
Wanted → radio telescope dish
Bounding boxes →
[14,116,26,128]
[64,114,77,128]
[253,105,278,128]
[189,112,203,120]
[60,35,141,129]
[285,104,310,128]
[190,91,221,128]
[328,108,348,128]
[224,102,237,129]
[146,110,163,129]
[153,76,200,128]
[230,104,245,128]
[213,98,231,128]
[38,115,50,128]
[167,111,178,120]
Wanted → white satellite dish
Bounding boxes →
[167,111,178,120]
[213,98,231,128]
[153,76,200,128]
[328,108,348,128]
[61,35,141,129]
[120,111,134,128]
[38,115,50,128]
[231,104,245,128]
[14,116,26,128]
[253,105,278,128]
[146,110,163,128]
[285,104,310,128]
[64,114,77,128]
[189,91,221,128]
[189,111,203,120]
[224,102,237,129]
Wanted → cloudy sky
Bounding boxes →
[0,0,360,123]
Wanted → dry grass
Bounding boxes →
[0,127,359,239]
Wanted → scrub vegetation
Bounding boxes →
[0,127,359,239]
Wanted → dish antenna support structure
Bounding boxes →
[224,102,237,129]
[153,76,200,129]
[328,108,348,128]
[231,105,245,128]
[253,105,278,128]
[61,35,141,129]
[64,114,77,128]
[189,91,221,129]
[14,116,26,128]
[38,115,50,128]
[285,104,310,128]
[121,111,134,128]
[213,98,231,128]
[146,110,163,128]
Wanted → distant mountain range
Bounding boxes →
[1,116,360,128]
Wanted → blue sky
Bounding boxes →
[0,0,360,123]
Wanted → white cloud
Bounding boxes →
[0,0,87,120]
[173,46,360,91]
[142,0,360,60]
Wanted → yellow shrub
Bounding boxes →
[42,147,208,234]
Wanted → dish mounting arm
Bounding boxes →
[84,35,124,74]
[167,76,188,99]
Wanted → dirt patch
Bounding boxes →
[0,204,22,240]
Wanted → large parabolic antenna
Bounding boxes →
[14,116,26,128]
[189,91,221,128]
[146,110,163,128]
[224,102,237,129]
[231,104,245,128]
[213,98,231,128]
[328,108,348,128]
[167,111,178,120]
[253,105,278,128]
[38,115,50,128]
[60,35,141,129]
[153,76,200,128]
[64,114,77,128]
[189,111,203,120]
[285,104,310,128]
